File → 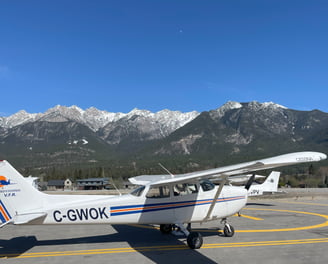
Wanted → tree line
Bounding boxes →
[19,158,328,188]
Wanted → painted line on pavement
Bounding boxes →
[2,238,328,259]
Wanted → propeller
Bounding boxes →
[245,174,256,190]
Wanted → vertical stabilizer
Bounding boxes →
[260,171,280,192]
[248,171,280,196]
[0,160,45,224]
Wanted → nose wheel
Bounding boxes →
[221,218,235,237]
[223,223,235,237]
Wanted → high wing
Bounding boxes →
[129,151,327,186]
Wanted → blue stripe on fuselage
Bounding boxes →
[110,196,245,216]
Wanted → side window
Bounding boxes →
[200,180,215,192]
[174,183,198,196]
[146,186,170,198]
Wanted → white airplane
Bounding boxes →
[247,171,280,196]
[0,151,326,249]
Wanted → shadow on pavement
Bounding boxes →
[0,225,219,263]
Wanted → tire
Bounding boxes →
[160,224,173,234]
[223,225,235,237]
[187,232,203,249]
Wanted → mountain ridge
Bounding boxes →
[0,101,327,171]
[0,105,200,132]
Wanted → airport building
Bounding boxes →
[47,179,73,191]
[76,178,110,190]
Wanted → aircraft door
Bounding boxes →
[172,183,199,222]
[140,185,175,224]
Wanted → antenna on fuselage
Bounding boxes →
[102,167,122,196]
[110,177,122,196]
[158,163,175,179]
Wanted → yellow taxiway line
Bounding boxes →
[2,238,328,259]
[2,208,328,259]
[233,213,264,221]
[236,208,328,233]
[132,208,328,233]
[278,201,328,207]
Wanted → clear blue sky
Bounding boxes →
[1,0,327,115]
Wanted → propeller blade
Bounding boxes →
[245,174,256,190]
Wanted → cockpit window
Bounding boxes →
[146,185,170,198]
[200,180,215,192]
[174,183,198,196]
[130,185,145,197]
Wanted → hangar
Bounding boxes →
[76,178,110,190]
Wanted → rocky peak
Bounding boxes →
[0,105,200,137]
[212,101,243,118]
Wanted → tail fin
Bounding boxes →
[248,171,280,196]
[260,171,280,193]
[0,160,45,226]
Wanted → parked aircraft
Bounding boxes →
[247,171,281,196]
[214,171,280,196]
[0,151,326,249]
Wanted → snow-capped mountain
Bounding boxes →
[210,101,287,119]
[0,101,327,169]
[0,110,40,128]
[0,105,200,133]
[154,101,328,157]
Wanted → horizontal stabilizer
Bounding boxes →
[13,212,47,225]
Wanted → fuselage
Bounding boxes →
[36,181,248,225]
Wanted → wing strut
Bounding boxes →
[203,177,228,221]
[158,163,175,179]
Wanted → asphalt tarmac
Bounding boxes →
[1,197,328,264]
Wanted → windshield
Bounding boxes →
[130,185,145,197]
[200,180,215,192]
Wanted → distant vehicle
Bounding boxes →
[0,151,326,249]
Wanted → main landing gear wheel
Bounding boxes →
[160,224,173,234]
[223,224,235,237]
[187,232,203,249]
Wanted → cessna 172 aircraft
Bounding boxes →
[0,151,326,249]
[247,171,280,196]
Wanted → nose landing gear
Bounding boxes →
[221,218,235,237]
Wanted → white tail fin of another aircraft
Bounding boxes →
[0,160,46,226]
[248,171,280,196]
